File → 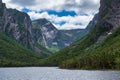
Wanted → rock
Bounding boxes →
[0,1,51,56]
[99,0,120,30]
[32,18,94,52]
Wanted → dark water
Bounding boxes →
[0,67,120,80]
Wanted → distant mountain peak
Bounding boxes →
[32,18,91,52]
[34,18,49,24]
[33,18,57,30]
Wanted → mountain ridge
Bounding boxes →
[32,18,95,52]
[40,0,120,69]
[0,0,52,67]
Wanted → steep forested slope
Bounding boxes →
[41,0,120,69]
[0,32,42,67]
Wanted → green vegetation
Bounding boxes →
[32,20,90,53]
[40,26,120,69]
[59,27,120,69]
[0,32,42,67]
[39,0,120,69]
[48,46,60,53]
[1,0,118,69]
[35,43,52,57]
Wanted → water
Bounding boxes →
[0,67,120,80]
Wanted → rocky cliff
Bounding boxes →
[32,18,91,52]
[32,18,58,49]
[0,0,43,67]
[86,14,98,30]
[96,0,120,40]
[0,0,51,56]
[0,1,33,48]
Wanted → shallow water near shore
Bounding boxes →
[0,67,120,80]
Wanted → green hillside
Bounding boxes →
[39,0,120,69]
[40,25,120,69]
[0,32,42,67]
[59,27,120,69]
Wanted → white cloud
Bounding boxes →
[3,0,100,14]
[53,15,94,30]
[28,11,93,30]
[2,0,23,11]
[54,23,86,30]
[2,0,100,30]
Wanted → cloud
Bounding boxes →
[3,0,100,14]
[54,23,86,30]
[3,0,100,30]
[28,11,93,30]
[2,0,23,10]
[10,0,36,6]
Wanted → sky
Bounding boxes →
[2,0,100,30]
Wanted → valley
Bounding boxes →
[0,0,120,70]
[1,0,120,80]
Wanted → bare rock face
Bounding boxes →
[89,0,120,42]
[32,19,58,50]
[99,0,120,31]
[0,1,6,31]
[86,14,98,30]
[0,0,35,50]
[32,18,92,52]
[0,0,2,3]
[0,1,51,56]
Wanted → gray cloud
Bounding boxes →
[62,0,100,14]
[7,0,100,15]
[10,0,36,6]
[3,0,100,30]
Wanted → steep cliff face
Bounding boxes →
[0,0,43,67]
[97,0,120,38]
[7,9,34,48]
[32,18,91,52]
[86,14,98,30]
[0,1,8,31]
[0,1,34,48]
[0,0,51,56]
[32,18,58,49]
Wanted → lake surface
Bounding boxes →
[0,67,120,80]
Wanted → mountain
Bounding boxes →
[32,18,93,52]
[38,13,98,66]
[32,18,58,52]
[0,0,51,57]
[0,0,93,67]
[86,14,98,30]
[41,0,120,69]
[0,32,42,67]
[0,3,33,48]
[0,0,53,66]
